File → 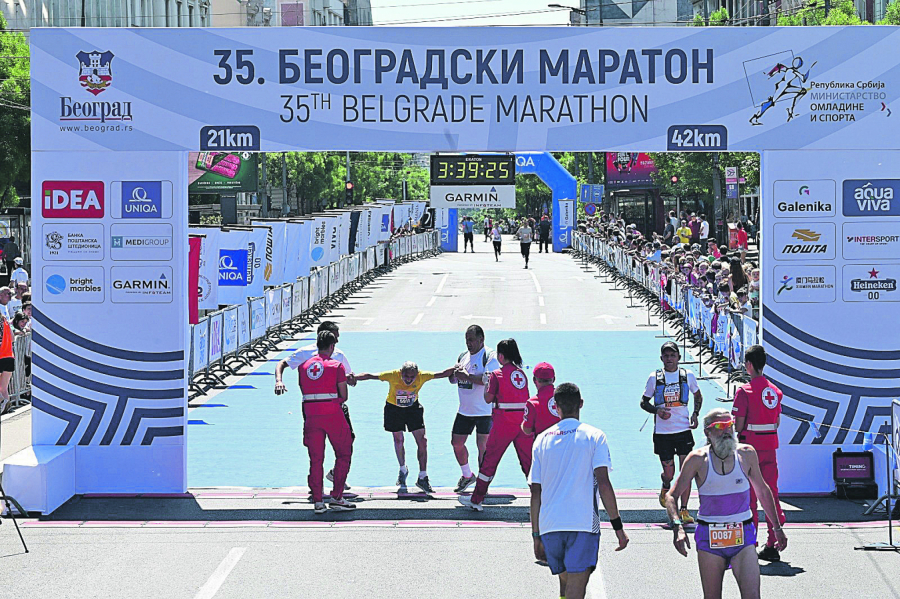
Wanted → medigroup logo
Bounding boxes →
[42,181,104,218]
[842,180,900,216]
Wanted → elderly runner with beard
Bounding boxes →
[665,409,787,599]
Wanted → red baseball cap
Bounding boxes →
[533,362,555,378]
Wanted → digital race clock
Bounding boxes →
[430,155,515,186]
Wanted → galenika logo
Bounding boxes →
[42,181,105,218]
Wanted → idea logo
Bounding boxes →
[42,181,104,218]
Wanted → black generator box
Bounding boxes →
[833,449,878,500]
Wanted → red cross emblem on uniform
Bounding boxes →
[306,361,324,380]
[761,387,778,410]
[511,370,526,390]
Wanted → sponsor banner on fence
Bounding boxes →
[223,307,238,356]
[189,226,219,309]
[266,287,282,329]
[281,283,292,322]
[208,312,223,363]
[238,302,250,347]
[250,297,267,340]
[192,317,209,372]
[217,228,250,306]
[292,280,304,318]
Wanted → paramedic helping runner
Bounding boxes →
[449,325,500,493]
[294,331,356,514]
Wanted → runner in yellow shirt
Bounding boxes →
[355,361,457,492]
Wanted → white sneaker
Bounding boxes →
[326,469,351,491]
[328,497,357,512]
[458,495,483,512]
[313,502,327,514]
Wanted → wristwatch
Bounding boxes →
[532,531,541,538]
[671,519,683,529]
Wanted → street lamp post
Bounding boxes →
[548,3,590,26]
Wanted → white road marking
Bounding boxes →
[195,547,246,599]
[593,314,622,324]
[540,313,547,325]
[412,313,425,326]
[460,314,502,324]
[538,296,545,307]
[426,296,437,307]
[435,273,449,294]
[587,562,608,599]
[529,270,542,293]
[343,317,374,325]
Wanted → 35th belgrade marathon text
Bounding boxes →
[212,47,723,124]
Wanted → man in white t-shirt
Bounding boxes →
[275,320,357,490]
[698,214,710,241]
[640,341,703,525]
[531,382,629,599]
[449,324,500,493]
[9,258,28,287]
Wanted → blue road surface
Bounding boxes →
[188,331,723,489]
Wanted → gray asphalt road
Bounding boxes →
[0,525,897,598]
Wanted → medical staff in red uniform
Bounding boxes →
[521,362,561,437]
[732,344,786,562]
[459,339,532,512]
[297,331,356,514]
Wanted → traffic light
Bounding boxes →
[670,175,679,184]
[345,181,354,205]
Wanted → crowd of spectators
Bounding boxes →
[0,252,31,414]
[577,211,760,321]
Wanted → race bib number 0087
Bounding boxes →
[709,523,744,549]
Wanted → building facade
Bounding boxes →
[2,0,210,30]
[580,0,694,25]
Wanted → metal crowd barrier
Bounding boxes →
[7,333,31,410]
[188,231,441,398]
[573,232,759,386]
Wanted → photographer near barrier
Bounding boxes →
[188,230,441,397]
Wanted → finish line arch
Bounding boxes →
[19,26,900,508]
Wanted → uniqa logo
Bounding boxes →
[516,156,535,167]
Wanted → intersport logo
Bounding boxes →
[42,181,104,218]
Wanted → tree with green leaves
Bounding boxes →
[0,15,30,208]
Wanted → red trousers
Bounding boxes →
[471,412,533,504]
[749,449,785,547]
[304,412,353,502]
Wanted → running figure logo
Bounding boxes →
[747,55,816,126]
